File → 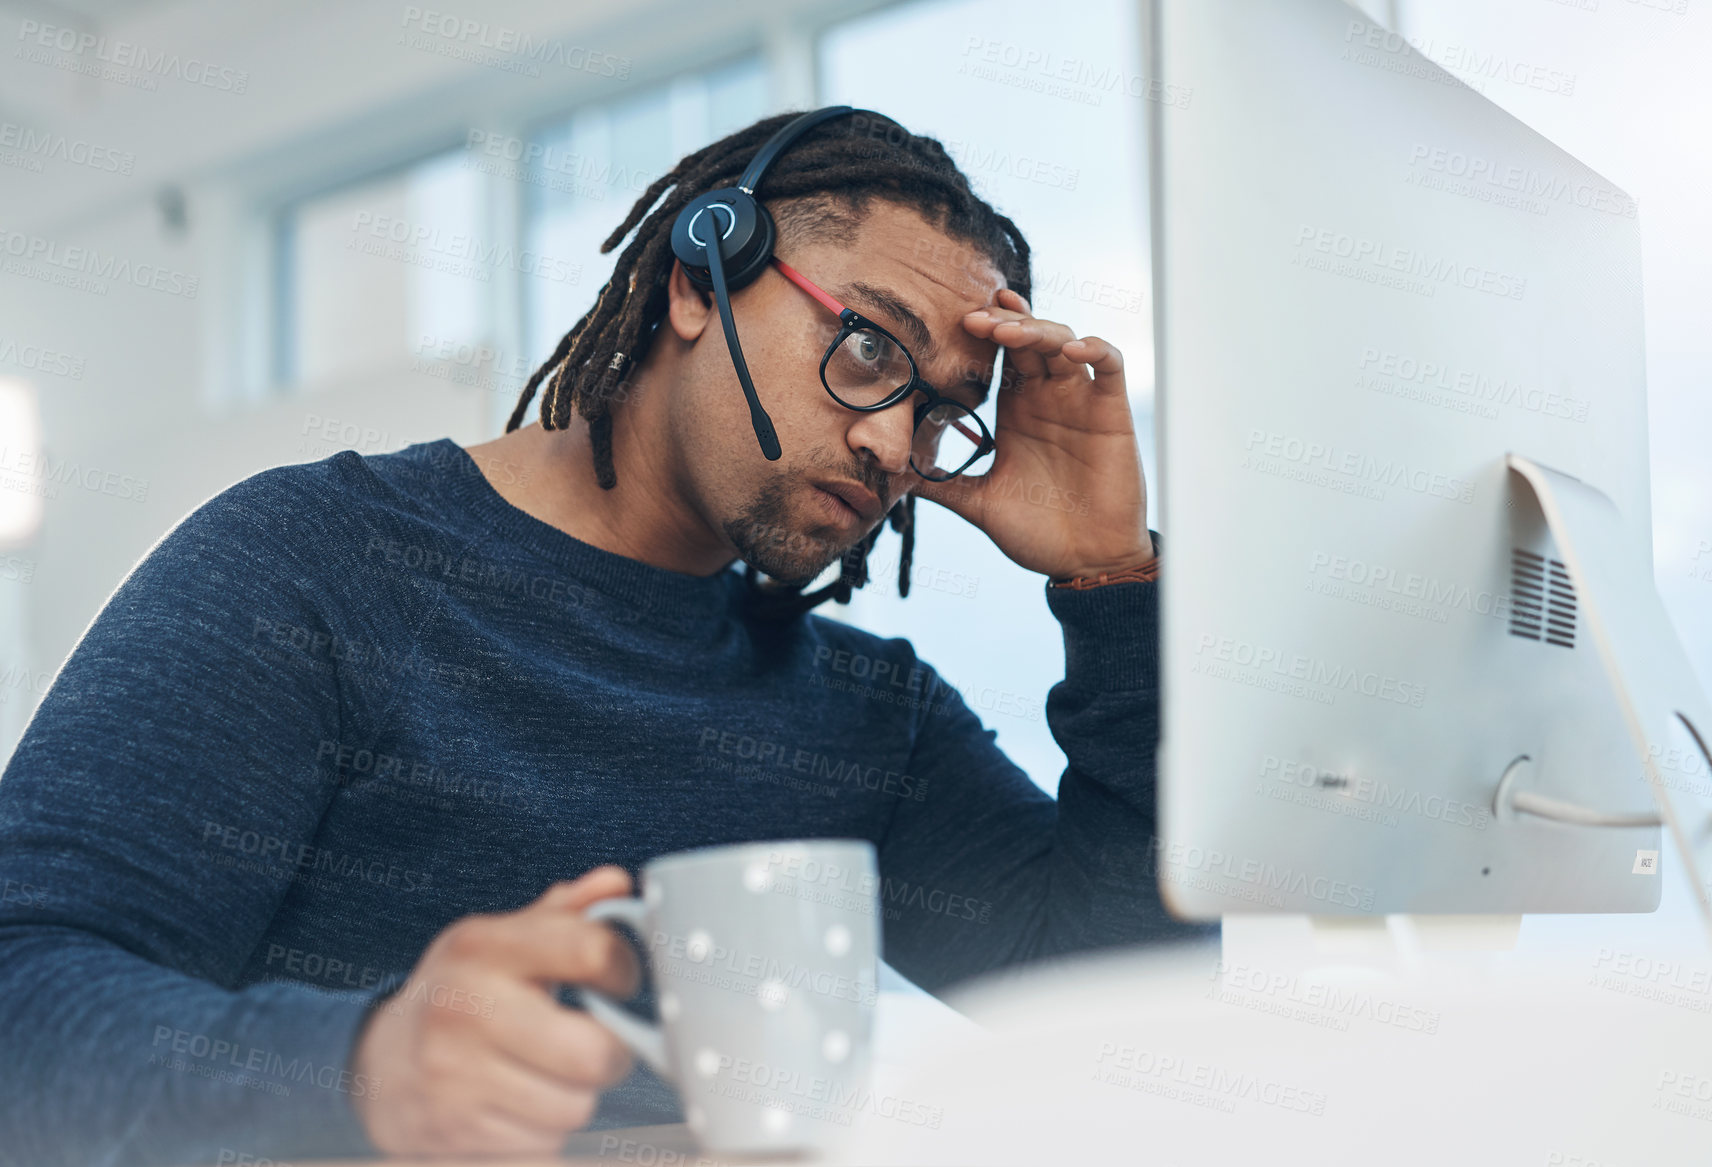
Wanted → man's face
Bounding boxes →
[661,200,1006,585]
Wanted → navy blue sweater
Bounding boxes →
[0,439,1202,1165]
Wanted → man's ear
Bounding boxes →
[664,259,716,342]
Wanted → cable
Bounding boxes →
[1508,790,1661,829]
[1494,753,1669,828]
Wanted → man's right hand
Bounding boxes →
[350,866,642,1155]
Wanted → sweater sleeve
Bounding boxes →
[874,539,1218,994]
[0,474,385,1167]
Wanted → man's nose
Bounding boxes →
[845,400,915,478]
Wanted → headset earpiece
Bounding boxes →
[670,190,776,292]
[664,105,876,462]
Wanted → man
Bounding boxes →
[0,110,1208,1165]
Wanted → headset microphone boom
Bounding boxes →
[668,105,880,462]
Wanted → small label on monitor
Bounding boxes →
[1634,850,1659,875]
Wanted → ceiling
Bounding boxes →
[1,0,189,25]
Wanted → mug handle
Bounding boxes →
[581,897,671,1079]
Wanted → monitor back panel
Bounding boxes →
[1149,0,1658,917]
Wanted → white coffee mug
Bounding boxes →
[583,838,881,1156]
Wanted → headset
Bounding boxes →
[669,105,881,462]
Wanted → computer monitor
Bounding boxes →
[1149,0,1712,920]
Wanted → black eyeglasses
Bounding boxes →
[771,257,996,481]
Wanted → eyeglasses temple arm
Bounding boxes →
[772,257,849,318]
[951,418,989,449]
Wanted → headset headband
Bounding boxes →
[737,106,863,193]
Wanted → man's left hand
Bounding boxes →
[911,288,1153,580]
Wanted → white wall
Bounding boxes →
[0,0,891,756]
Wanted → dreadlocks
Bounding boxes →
[505,110,1032,621]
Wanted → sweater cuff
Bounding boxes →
[1044,576,1161,693]
[222,981,387,1159]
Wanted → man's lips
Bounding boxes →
[815,480,884,523]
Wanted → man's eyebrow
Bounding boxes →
[839,279,995,402]
[839,281,939,358]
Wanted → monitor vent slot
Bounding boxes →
[1508,548,1576,649]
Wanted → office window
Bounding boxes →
[819,0,1155,793]
[521,56,769,405]
[271,56,768,418]
[275,150,491,392]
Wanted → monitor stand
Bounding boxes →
[1506,454,1712,944]
[1220,913,1524,986]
